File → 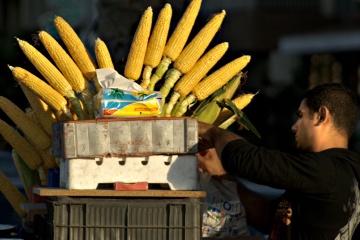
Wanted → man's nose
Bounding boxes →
[291,123,297,133]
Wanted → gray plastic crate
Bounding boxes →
[52,117,198,158]
[46,197,202,240]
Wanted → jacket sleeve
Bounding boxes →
[220,139,335,192]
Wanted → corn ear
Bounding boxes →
[0,96,51,151]
[16,38,85,120]
[0,171,28,218]
[141,3,172,89]
[95,37,114,69]
[149,0,202,89]
[174,55,251,116]
[38,31,90,93]
[165,42,229,116]
[20,83,56,136]
[192,72,242,124]
[54,16,97,80]
[193,55,251,101]
[173,10,226,74]
[124,6,153,81]
[163,0,202,61]
[10,66,73,121]
[0,119,43,170]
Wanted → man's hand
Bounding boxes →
[197,148,227,176]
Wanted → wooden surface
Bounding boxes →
[33,187,206,198]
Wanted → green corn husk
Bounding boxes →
[192,72,243,123]
[12,149,41,199]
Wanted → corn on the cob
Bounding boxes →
[17,38,85,120]
[148,0,202,90]
[0,119,42,170]
[95,37,114,69]
[175,55,251,116]
[164,42,229,116]
[124,7,153,81]
[0,96,52,151]
[193,72,243,123]
[54,16,97,80]
[0,171,27,218]
[10,66,73,121]
[20,83,56,136]
[214,92,257,127]
[38,31,95,119]
[141,3,172,89]
[159,10,226,103]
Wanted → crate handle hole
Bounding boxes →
[95,158,103,165]
[118,157,126,165]
[141,156,149,165]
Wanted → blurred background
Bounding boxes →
[1,0,360,227]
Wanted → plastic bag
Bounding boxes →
[93,68,162,118]
[201,173,250,238]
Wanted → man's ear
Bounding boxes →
[318,106,326,122]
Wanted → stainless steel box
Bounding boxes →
[52,117,198,158]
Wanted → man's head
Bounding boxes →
[303,83,359,138]
[292,83,359,151]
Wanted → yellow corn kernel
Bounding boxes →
[95,38,114,69]
[147,0,202,90]
[141,3,172,88]
[0,171,27,218]
[124,7,153,81]
[38,31,90,93]
[20,83,56,136]
[10,66,73,121]
[193,55,251,101]
[0,96,52,151]
[174,55,251,116]
[0,119,42,170]
[165,42,229,116]
[17,38,85,120]
[163,0,202,61]
[173,10,226,74]
[54,16,97,80]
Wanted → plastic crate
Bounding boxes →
[59,155,199,190]
[46,197,203,240]
[52,117,198,158]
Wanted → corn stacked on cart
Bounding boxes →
[0,0,259,238]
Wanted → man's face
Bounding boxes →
[291,99,318,152]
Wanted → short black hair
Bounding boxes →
[302,83,360,138]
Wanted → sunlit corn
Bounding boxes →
[163,0,202,61]
[159,10,226,103]
[20,83,56,136]
[16,38,85,119]
[192,72,242,123]
[193,55,251,101]
[124,6,153,81]
[10,66,73,121]
[54,16,97,80]
[175,55,251,116]
[164,42,229,116]
[141,3,172,88]
[95,37,114,69]
[148,0,202,90]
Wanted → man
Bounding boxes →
[197,83,360,239]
